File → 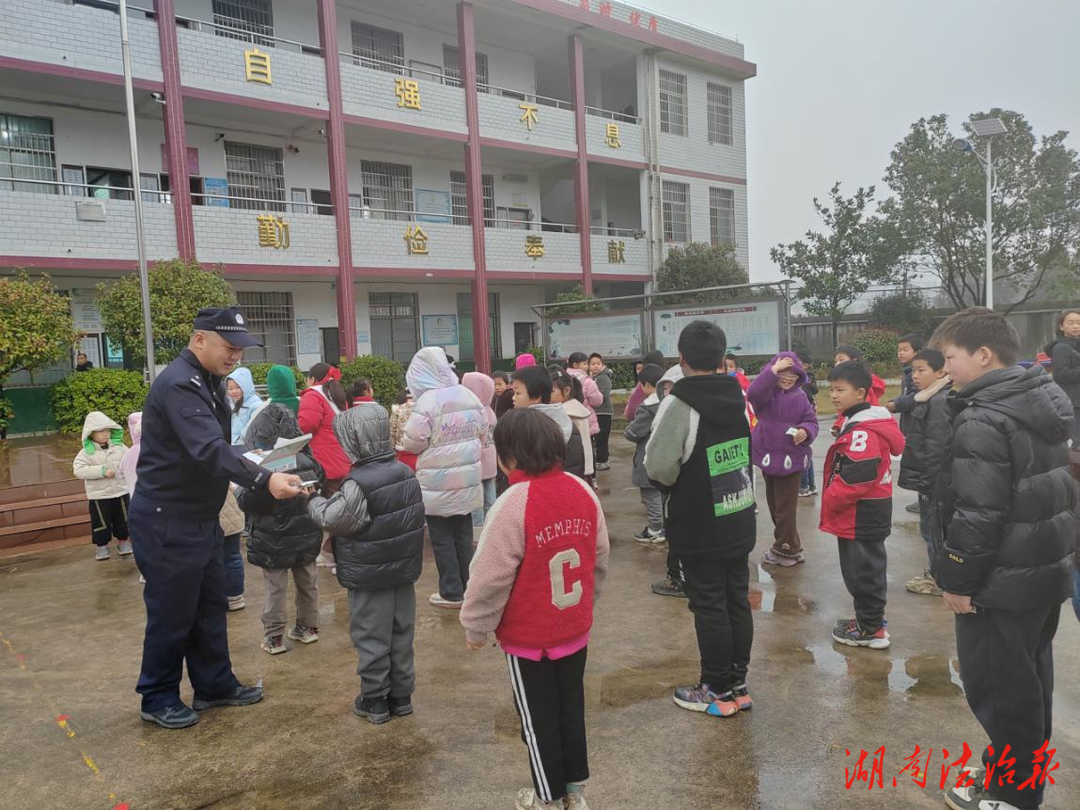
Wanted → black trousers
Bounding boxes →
[426,514,473,602]
[594,414,612,465]
[837,537,887,632]
[680,555,754,692]
[506,647,589,804]
[666,545,683,584]
[89,495,129,546]
[956,605,1060,810]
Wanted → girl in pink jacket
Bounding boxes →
[462,371,498,529]
[566,352,602,436]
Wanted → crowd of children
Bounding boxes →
[70,307,1080,810]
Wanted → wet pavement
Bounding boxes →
[2,430,1079,809]
[0,432,82,487]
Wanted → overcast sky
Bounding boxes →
[649,0,1080,282]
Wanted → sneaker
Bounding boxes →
[798,486,817,498]
[192,684,264,710]
[633,526,665,544]
[762,549,805,567]
[515,788,563,809]
[227,594,246,612]
[673,682,720,712]
[429,593,463,609]
[705,691,740,717]
[905,501,920,514]
[944,781,1021,810]
[140,703,199,730]
[261,635,288,655]
[353,695,391,725]
[831,618,890,649]
[595,461,610,472]
[315,552,335,568]
[388,695,413,717]
[565,787,589,810]
[138,574,146,584]
[732,683,753,711]
[287,624,319,644]
[651,576,687,598]
[117,540,133,556]
[94,545,110,561]
[905,573,943,597]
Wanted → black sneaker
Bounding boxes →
[944,780,1021,810]
[140,704,199,729]
[388,695,414,717]
[192,684,264,710]
[651,576,687,598]
[633,526,665,544]
[905,501,920,514]
[354,695,391,725]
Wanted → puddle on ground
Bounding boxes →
[749,564,817,614]
[598,657,701,708]
[806,645,965,698]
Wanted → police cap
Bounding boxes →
[193,306,263,348]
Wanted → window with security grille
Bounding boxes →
[235,291,296,365]
[707,83,733,145]
[361,160,413,221]
[443,45,489,89]
[456,292,501,362]
[212,0,274,45]
[224,141,285,211]
[0,113,57,193]
[369,292,419,362]
[659,69,687,136]
[662,181,690,243]
[352,22,405,73]
[710,187,736,246]
[450,171,495,226]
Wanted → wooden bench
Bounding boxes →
[0,480,91,551]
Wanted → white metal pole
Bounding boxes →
[119,0,157,381]
[985,139,993,311]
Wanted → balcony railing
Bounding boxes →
[338,54,453,84]
[173,13,323,56]
[480,83,573,111]
[589,225,645,239]
[585,105,640,124]
[73,0,156,19]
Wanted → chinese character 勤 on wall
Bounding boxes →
[257,214,290,249]
[395,78,422,110]
[404,224,429,255]
[244,48,272,85]
[525,235,545,259]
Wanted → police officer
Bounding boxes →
[131,306,304,729]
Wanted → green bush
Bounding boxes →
[0,397,14,432]
[242,362,304,388]
[609,361,636,390]
[51,369,148,434]
[849,328,903,374]
[339,355,406,409]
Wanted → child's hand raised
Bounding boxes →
[772,356,795,375]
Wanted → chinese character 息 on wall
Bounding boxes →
[519,103,539,131]
[257,214,290,249]
[395,78,422,110]
[525,235,545,259]
[605,122,621,148]
[404,224,429,255]
[244,48,272,84]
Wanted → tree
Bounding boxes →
[881,110,1080,310]
[867,290,936,337]
[546,284,604,317]
[771,183,895,348]
[0,271,78,382]
[655,242,749,304]
[97,259,235,364]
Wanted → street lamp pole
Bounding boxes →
[119,0,157,381]
[984,138,993,310]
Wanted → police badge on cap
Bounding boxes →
[193,306,263,348]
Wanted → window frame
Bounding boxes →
[235,290,297,366]
[211,0,275,46]
[707,82,734,146]
[661,180,691,243]
[450,170,495,226]
[658,69,688,137]
[351,21,405,73]
[360,160,414,221]
[709,186,736,247]
[223,141,286,212]
[0,112,57,194]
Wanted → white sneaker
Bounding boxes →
[227,594,246,612]
[515,788,562,809]
[94,545,110,561]
[316,553,335,568]
[565,787,589,809]
[117,540,133,556]
[944,781,1021,810]
[428,593,463,609]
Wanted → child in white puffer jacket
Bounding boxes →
[73,411,131,561]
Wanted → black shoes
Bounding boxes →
[388,695,414,717]
[192,684,264,711]
[140,704,200,729]
[354,695,392,725]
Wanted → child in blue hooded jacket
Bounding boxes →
[226,367,264,445]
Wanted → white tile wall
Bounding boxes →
[485,228,580,276]
[0,0,162,81]
[478,94,576,153]
[192,207,338,266]
[340,62,466,134]
[585,115,645,163]
[590,234,649,278]
[176,27,328,111]
[352,219,474,270]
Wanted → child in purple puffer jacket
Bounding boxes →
[747,352,819,566]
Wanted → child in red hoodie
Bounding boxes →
[461,407,610,810]
[821,361,905,650]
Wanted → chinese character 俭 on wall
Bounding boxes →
[404,224,429,255]
[395,78,422,110]
[257,214,290,249]
[244,48,272,85]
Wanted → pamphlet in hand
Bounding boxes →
[243,434,312,473]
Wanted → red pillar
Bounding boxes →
[568,34,593,295]
[317,0,358,360]
[457,1,492,373]
[154,0,195,260]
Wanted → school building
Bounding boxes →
[0,0,754,374]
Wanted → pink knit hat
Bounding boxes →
[515,353,537,371]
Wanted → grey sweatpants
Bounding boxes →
[261,562,319,637]
[640,487,663,532]
[347,583,417,700]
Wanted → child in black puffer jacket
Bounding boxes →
[239,403,325,655]
[1045,307,1080,446]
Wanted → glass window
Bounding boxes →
[369,292,419,362]
[443,45,489,89]
[212,0,274,45]
[707,82,733,145]
[709,187,736,246]
[457,292,501,362]
[450,170,495,226]
[659,69,687,136]
[235,291,296,365]
[662,181,690,243]
[351,22,405,73]
[224,141,285,211]
[0,113,57,193]
[361,160,413,221]
[86,166,133,201]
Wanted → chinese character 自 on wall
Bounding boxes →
[244,48,272,84]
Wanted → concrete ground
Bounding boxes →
[2,430,1078,810]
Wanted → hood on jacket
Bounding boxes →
[227,367,260,405]
[669,374,747,429]
[81,411,124,453]
[844,405,906,456]
[914,375,952,403]
[563,398,591,421]
[407,347,459,399]
[515,353,537,371]
[127,412,143,445]
[1044,336,1080,357]
[266,365,300,413]
[333,402,394,464]
[462,371,495,408]
[659,364,684,393]
[532,402,573,443]
[245,402,302,452]
[952,365,1074,445]
[765,351,809,387]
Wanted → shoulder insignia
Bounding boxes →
[948,553,964,564]
[190,376,202,388]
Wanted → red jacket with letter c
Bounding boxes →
[820,403,905,541]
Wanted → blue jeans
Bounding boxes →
[223,532,245,598]
[917,493,934,572]
[800,461,815,491]
[472,478,497,529]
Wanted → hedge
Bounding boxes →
[51,369,149,434]
[242,362,305,388]
[339,355,406,409]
